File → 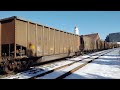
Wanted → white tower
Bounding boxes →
[74,26,79,35]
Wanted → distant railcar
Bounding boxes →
[80,33,100,53]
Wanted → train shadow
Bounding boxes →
[35,69,113,79]
[1,66,117,79]
[63,73,113,79]
[1,54,120,79]
[22,67,116,79]
[89,55,120,69]
[101,55,120,57]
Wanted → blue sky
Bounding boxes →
[0,11,120,40]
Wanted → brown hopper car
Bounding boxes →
[0,16,80,73]
[80,33,100,53]
[0,16,119,74]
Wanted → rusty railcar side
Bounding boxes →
[69,34,72,52]
[36,25,43,56]
[44,26,50,55]
[72,34,74,52]
[0,16,81,59]
[106,42,109,49]
[72,34,75,52]
[15,19,27,48]
[28,22,36,56]
[0,22,1,60]
[49,28,54,55]
[15,19,37,57]
[96,40,100,50]
[15,19,28,57]
[73,35,76,52]
[60,31,64,54]
[67,33,71,54]
[74,35,77,51]
[15,17,80,57]
[101,41,105,50]
[1,19,15,44]
[65,32,68,53]
[99,40,102,50]
[82,36,92,51]
[63,32,66,53]
[66,33,69,53]
[54,29,59,54]
[1,19,15,58]
[104,41,107,49]
[57,30,60,54]
[0,16,81,73]
[77,35,80,51]
[81,33,100,52]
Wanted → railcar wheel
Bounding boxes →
[15,61,22,71]
[4,61,15,74]
[21,61,28,70]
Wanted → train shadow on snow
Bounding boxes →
[1,54,120,79]
[88,55,120,69]
[11,67,113,79]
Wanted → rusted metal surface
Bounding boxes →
[15,19,27,47]
[59,31,62,54]
[46,27,49,55]
[74,35,77,51]
[77,36,80,51]
[83,33,100,51]
[96,40,100,50]
[49,28,54,55]
[73,35,76,52]
[59,31,63,54]
[70,34,73,52]
[54,30,60,54]
[73,34,75,52]
[65,33,68,53]
[0,16,80,57]
[37,25,43,56]
[82,36,92,51]
[0,22,1,58]
[43,26,46,55]
[70,34,72,53]
[56,30,59,54]
[35,24,37,56]
[67,33,70,53]
[101,40,104,49]
[72,34,75,52]
[48,28,50,55]
[49,28,52,55]
[1,19,15,44]
[63,32,66,53]
[28,23,36,56]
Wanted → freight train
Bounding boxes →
[0,16,119,73]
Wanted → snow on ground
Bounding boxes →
[36,50,110,79]
[67,50,109,61]
[65,48,120,79]
[1,48,118,79]
[36,62,85,79]
[1,60,74,79]
[1,50,107,79]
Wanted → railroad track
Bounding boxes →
[34,50,113,79]
[1,49,114,79]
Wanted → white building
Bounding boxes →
[74,26,79,35]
